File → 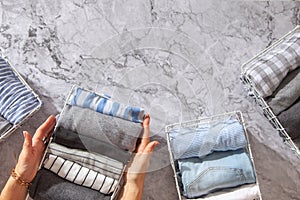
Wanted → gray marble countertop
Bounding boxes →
[0,1,300,200]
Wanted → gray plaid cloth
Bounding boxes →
[243,26,300,98]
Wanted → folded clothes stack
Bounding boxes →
[29,86,144,200]
[241,25,300,148]
[168,118,258,199]
[266,67,300,139]
[0,57,41,137]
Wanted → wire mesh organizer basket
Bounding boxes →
[29,85,146,200]
[0,53,42,141]
[241,25,300,156]
[165,111,262,200]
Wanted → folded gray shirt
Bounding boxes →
[278,98,300,139]
[53,127,131,164]
[267,67,300,115]
[57,105,143,152]
[29,168,112,200]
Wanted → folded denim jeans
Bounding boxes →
[169,119,246,159]
[29,168,111,200]
[0,115,12,136]
[43,154,118,195]
[69,87,145,123]
[0,59,40,124]
[178,149,256,198]
[53,127,131,164]
[267,67,300,115]
[57,104,142,152]
[278,98,300,139]
[48,143,124,180]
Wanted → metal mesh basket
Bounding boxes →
[0,53,42,141]
[241,25,300,156]
[165,111,262,200]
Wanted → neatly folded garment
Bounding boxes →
[69,87,144,123]
[57,104,142,152]
[169,119,246,159]
[53,127,131,164]
[278,98,300,139]
[243,29,300,98]
[0,115,12,136]
[0,59,40,124]
[48,143,124,180]
[29,168,111,200]
[178,149,256,198]
[267,67,300,115]
[195,184,260,200]
[43,154,118,195]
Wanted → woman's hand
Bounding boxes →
[0,115,56,200]
[15,115,56,182]
[119,114,159,200]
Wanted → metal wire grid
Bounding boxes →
[165,111,262,200]
[240,25,300,156]
[0,53,42,141]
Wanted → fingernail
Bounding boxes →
[23,131,26,138]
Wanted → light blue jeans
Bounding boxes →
[178,149,256,198]
[169,119,246,159]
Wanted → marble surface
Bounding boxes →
[0,0,300,199]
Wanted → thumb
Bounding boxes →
[22,131,32,152]
[143,141,159,153]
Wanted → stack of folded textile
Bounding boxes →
[167,115,260,199]
[241,25,300,153]
[0,56,41,140]
[29,86,144,200]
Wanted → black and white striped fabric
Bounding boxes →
[43,154,118,195]
[48,143,124,180]
[0,57,40,124]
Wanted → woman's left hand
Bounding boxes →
[15,115,56,183]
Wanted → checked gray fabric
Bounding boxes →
[43,154,118,195]
[243,27,300,98]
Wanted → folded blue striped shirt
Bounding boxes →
[0,58,41,124]
[68,87,145,123]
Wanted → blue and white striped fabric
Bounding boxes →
[68,87,145,123]
[0,58,40,124]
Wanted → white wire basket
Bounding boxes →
[165,111,262,200]
[241,25,300,156]
[33,85,126,200]
[0,53,42,141]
